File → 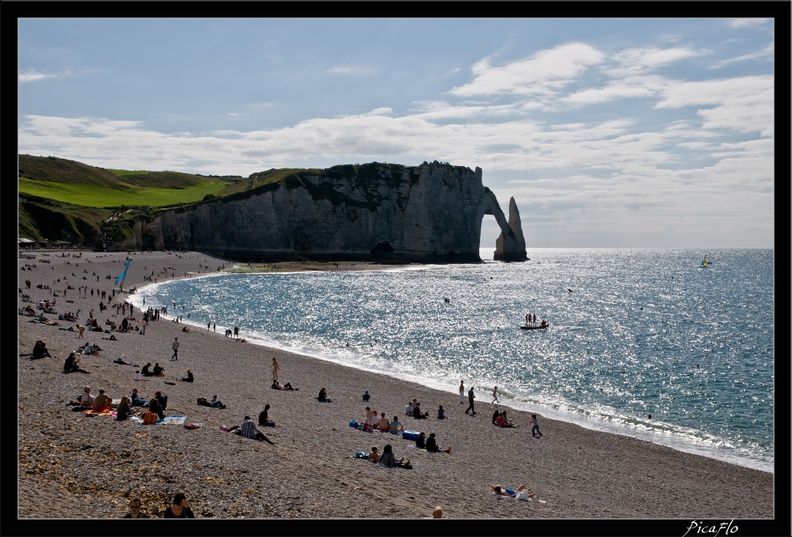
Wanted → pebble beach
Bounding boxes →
[13,249,779,535]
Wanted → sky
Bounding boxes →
[16,15,781,249]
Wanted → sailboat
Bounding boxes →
[698,253,710,269]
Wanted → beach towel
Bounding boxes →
[159,415,187,425]
[131,415,187,425]
[353,451,368,459]
[401,430,420,440]
[83,408,114,417]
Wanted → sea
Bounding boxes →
[130,248,775,473]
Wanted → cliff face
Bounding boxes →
[121,162,527,263]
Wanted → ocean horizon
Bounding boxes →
[131,247,775,473]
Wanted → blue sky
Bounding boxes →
[17,16,778,248]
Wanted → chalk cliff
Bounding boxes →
[121,162,527,263]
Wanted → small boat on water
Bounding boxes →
[521,323,549,330]
[698,254,711,268]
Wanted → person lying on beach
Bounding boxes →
[113,356,135,366]
[23,305,36,316]
[378,444,411,469]
[425,432,452,453]
[317,388,332,402]
[35,313,61,326]
[130,388,148,407]
[271,380,296,391]
[258,404,275,427]
[78,342,102,355]
[102,334,118,341]
[491,484,535,501]
[31,340,52,359]
[225,416,274,444]
[198,395,227,408]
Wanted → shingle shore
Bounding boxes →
[15,250,774,532]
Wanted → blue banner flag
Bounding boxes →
[114,257,132,286]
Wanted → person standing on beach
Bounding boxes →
[459,380,465,404]
[234,325,239,339]
[465,386,476,415]
[271,357,280,383]
[171,337,179,361]
[531,414,543,437]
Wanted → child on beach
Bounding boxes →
[271,357,280,382]
[531,414,542,437]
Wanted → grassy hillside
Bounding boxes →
[19,154,244,208]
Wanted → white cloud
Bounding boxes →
[712,44,774,69]
[655,75,773,136]
[19,69,57,83]
[563,84,654,106]
[324,65,375,76]
[449,42,605,98]
[726,18,771,28]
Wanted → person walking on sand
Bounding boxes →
[459,380,465,404]
[171,337,180,361]
[492,386,500,404]
[271,357,280,383]
[77,324,85,339]
[531,414,543,437]
[465,386,476,415]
